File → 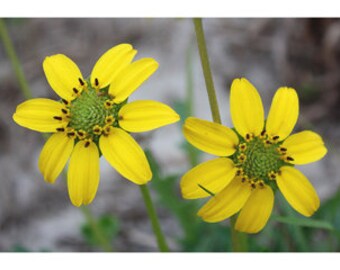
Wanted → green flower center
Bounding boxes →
[59,80,126,144]
[231,133,290,189]
[241,137,283,178]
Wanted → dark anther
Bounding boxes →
[73,88,79,94]
[61,109,68,114]
[78,131,84,136]
[261,130,266,136]
[246,134,250,140]
[241,177,246,183]
[240,145,245,150]
[270,174,276,179]
[259,182,264,187]
[265,140,272,144]
[273,135,280,140]
[251,183,256,189]
[94,128,99,132]
[79,78,84,86]
[95,78,99,86]
[236,169,241,176]
[67,132,75,137]
[56,128,65,132]
[280,147,287,152]
[53,116,63,121]
[84,141,90,148]
[105,101,111,106]
[62,99,69,105]
[287,156,294,161]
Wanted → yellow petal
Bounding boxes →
[38,132,74,183]
[198,177,251,223]
[276,166,320,217]
[67,140,100,207]
[109,58,159,103]
[90,44,137,89]
[266,87,299,141]
[183,117,239,157]
[13,98,67,132]
[235,184,274,234]
[43,54,84,100]
[118,100,180,132]
[180,158,237,199]
[99,128,151,184]
[230,78,264,137]
[281,131,327,165]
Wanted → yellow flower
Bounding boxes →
[13,44,180,207]
[181,77,327,234]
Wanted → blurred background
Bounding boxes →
[0,18,339,252]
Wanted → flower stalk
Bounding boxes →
[193,18,221,124]
[140,184,169,252]
[193,17,247,252]
[0,19,32,99]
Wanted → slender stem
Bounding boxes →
[193,18,248,252]
[230,216,249,251]
[193,18,221,124]
[185,41,199,167]
[0,19,32,99]
[140,184,169,252]
[81,206,114,252]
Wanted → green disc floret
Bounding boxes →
[231,135,287,186]
[67,81,123,139]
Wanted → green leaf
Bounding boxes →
[81,215,119,247]
[272,215,334,231]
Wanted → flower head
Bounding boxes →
[181,78,327,234]
[13,44,179,207]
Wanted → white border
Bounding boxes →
[1,253,340,270]
[1,0,339,17]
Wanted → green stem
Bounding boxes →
[140,184,169,252]
[0,19,32,99]
[193,18,221,124]
[193,18,248,252]
[81,206,114,252]
[230,216,249,251]
[185,41,199,167]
